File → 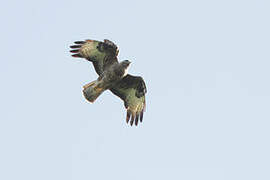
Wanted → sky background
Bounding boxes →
[0,0,270,179]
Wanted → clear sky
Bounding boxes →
[1,0,270,179]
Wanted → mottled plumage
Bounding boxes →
[70,39,147,126]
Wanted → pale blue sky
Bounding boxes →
[1,0,270,179]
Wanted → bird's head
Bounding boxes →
[120,60,131,77]
[121,60,131,67]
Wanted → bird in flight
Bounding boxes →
[70,39,147,126]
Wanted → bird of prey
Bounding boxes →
[70,39,147,126]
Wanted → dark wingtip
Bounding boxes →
[130,114,135,126]
[74,41,85,44]
[70,49,79,53]
[71,54,82,58]
[140,111,144,122]
[135,114,139,126]
[70,45,81,49]
[126,111,131,124]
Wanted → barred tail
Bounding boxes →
[82,80,105,103]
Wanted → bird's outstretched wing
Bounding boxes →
[110,75,147,126]
[70,39,119,75]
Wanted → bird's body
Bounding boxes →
[98,60,131,87]
[83,60,131,102]
[70,39,147,126]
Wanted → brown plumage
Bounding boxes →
[70,39,147,126]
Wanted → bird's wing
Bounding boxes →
[110,75,147,126]
[70,39,119,75]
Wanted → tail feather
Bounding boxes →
[83,80,105,103]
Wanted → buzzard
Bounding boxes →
[70,39,147,126]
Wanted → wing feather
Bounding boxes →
[110,75,147,126]
[70,39,119,75]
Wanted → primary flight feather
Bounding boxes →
[70,39,147,126]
